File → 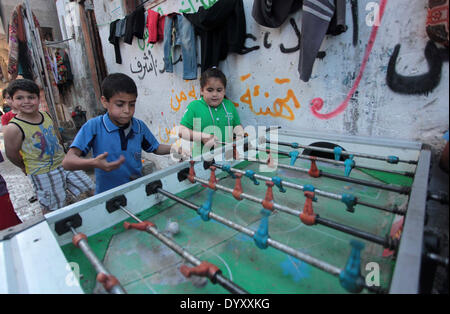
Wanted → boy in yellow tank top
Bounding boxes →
[3,79,94,213]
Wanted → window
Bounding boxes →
[41,27,54,41]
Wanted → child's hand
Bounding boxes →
[202,134,218,147]
[94,152,125,171]
[233,125,245,141]
[170,144,191,161]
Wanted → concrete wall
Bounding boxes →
[0,0,63,40]
[56,0,101,119]
[91,0,448,168]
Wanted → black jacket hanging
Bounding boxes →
[124,7,145,45]
[184,0,247,72]
[252,0,302,28]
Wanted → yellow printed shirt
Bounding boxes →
[10,111,65,175]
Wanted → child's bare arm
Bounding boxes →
[178,125,217,145]
[3,124,26,173]
[62,147,125,172]
[154,144,172,155]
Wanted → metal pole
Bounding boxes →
[244,158,410,195]
[156,189,342,276]
[263,147,415,177]
[157,188,386,293]
[268,140,418,165]
[68,224,126,294]
[193,176,391,248]
[118,205,249,294]
[213,163,406,214]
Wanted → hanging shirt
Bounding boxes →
[9,111,65,175]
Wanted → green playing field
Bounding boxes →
[61,156,410,294]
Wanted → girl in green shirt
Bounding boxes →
[179,67,244,157]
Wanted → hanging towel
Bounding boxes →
[147,9,165,43]
[299,0,335,82]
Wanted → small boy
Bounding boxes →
[1,87,17,126]
[62,73,175,194]
[3,79,94,213]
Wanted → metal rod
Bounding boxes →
[157,188,383,293]
[247,157,410,195]
[118,205,248,294]
[426,253,449,267]
[193,176,391,249]
[321,171,411,194]
[262,147,415,177]
[213,163,406,214]
[67,225,126,294]
[156,189,342,276]
[268,140,418,165]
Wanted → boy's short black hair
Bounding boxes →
[101,73,138,101]
[8,79,40,98]
[2,87,10,99]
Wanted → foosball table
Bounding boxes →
[0,128,433,294]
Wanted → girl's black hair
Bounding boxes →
[200,67,227,89]
[101,73,138,101]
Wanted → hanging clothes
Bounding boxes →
[147,9,165,44]
[252,0,302,28]
[163,14,197,80]
[115,18,127,38]
[184,0,247,72]
[62,51,73,84]
[109,19,122,64]
[49,49,60,84]
[326,0,347,36]
[7,5,33,80]
[55,49,73,86]
[299,0,335,82]
[124,7,145,45]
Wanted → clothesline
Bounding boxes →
[96,0,167,27]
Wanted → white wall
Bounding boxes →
[93,0,449,167]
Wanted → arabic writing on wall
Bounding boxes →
[239,74,301,121]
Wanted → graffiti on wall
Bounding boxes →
[179,0,219,13]
[239,74,301,121]
[128,0,389,134]
[310,0,388,120]
[129,47,164,80]
[170,84,197,112]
